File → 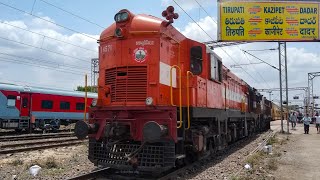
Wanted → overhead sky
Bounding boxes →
[0,0,319,106]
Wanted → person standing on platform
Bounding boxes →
[291,112,297,130]
[303,114,312,134]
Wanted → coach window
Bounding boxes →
[41,100,53,109]
[60,101,70,110]
[76,103,85,110]
[190,46,202,75]
[7,95,16,107]
[210,54,222,82]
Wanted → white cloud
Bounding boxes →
[0,17,98,90]
[181,16,217,42]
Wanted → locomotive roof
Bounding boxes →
[100,10,185,42]
[0,83,97,98]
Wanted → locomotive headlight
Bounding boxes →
[115,28,123,37]
[114,12,129,22]
[91,99,97,107]
[120,12,129,21]
[146,97,153,106]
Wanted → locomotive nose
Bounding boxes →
[74,121,98,139]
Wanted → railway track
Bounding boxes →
[68,130,276,180]
[0,128,74,136]
[0,137,86,154]
[0,132,74,142]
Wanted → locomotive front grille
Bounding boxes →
[88,139,175,172]
[105,66,147,102]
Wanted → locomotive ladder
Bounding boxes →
[170,66,193,131]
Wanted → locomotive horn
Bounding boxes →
[74,121,98,139]
[161,6,179,27]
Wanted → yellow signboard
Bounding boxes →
[218,1,319,41]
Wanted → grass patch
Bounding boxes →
[266,158,278,171]
[246,151,266,167]
[266,136,278,145]
[10,158,23,166]
[25,159,41,170]
[44,156,58,169]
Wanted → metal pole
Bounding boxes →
[312,80,314,116]
[84,74,88,122]
[284,42,289,134]
[278,42,284,133]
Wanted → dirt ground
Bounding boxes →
[0,142,95,180]
[233,120,320,180]
[273,121,320,180]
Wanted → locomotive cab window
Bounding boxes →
[60,101,70,110]
[7,95,16,107]
[210,54,222,82]
[190,46,203,75]
[41,100,53,109]
[76,103,85,110]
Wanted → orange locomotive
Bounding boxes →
[75,7,270,175]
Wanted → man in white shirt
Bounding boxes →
[303,114,312,134]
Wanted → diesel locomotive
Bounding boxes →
[75,7,271,175]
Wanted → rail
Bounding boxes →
[170,65,182,129]
[186,71,194,129]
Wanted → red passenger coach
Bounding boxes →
[0,83,97,132]
[75,7,271,175]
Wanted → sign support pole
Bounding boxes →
[278,42,289,134]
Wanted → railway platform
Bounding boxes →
[272,121,320,180]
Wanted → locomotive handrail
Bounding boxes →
[170,65,183,129]
[186,71,194,130]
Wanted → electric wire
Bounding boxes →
[242,50,279,70]
[242,52,272,89]
[0,1,98,41]
[173,0,260,84]
[0,52,90,70]
[192,0,274,88]
[0,79,86,91]
[0,36,90,63]
[0,21,97,53]
[246,48,278,52]
[38,0,105,29]
[0,56,89,75]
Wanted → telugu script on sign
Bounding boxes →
[219,1,319,41]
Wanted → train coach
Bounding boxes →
[75,7,271,175]
[0,83,97,132]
